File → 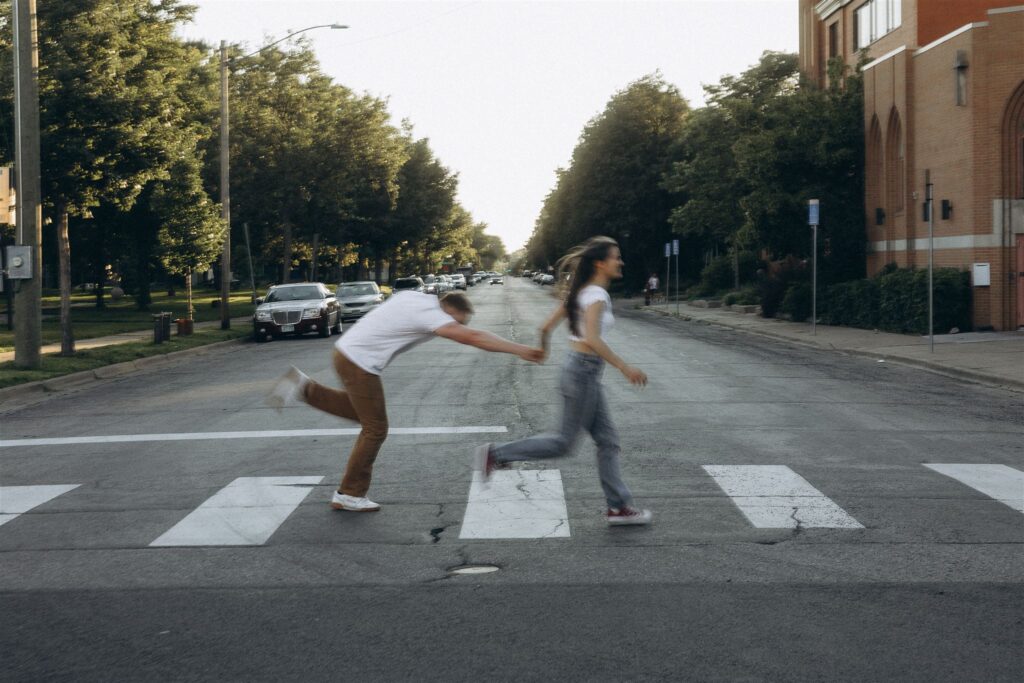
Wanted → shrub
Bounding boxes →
[781,282,813,322]
[820,267,970,334]
[697,254,735,295]
[758,256,807,318]
[823,279,878,328]
[724,287,759,306]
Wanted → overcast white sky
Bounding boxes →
[178,1,798,251]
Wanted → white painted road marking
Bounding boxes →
[703,465,863,529]
[0,484,80,527]
[924,464,1024,514]
[459,470,571,539]
[0,426,509,448]
[150,476,324,546]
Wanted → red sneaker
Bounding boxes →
[606,506,653,526]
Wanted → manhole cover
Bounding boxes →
[449,564,500,575]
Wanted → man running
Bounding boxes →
[267,290,544,512]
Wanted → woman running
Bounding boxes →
[474,236,652,525]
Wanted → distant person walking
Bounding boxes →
[267,291,543,512]
[474,236,652,525]
[644,272,660,306]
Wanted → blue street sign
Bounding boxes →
[672,239,679,256]
[808,199,820,226]
[664,243,670,258]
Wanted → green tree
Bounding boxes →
[156,156,226,321]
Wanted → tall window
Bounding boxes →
[828,22,839,59]
[855,0,902,50]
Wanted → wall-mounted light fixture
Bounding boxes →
[875,208,886,225]
[941,200,953,220]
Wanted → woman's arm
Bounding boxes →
[581,301,647,386]
[538,302,566,360]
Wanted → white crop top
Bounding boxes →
[568,285,614,342]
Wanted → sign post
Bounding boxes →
[664,242,670,308]
[808,199,820,336]
[672,239,680,316]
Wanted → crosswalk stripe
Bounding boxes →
[0,426,509,448]
[924,464,1024,514]
[459,470,571,539]
[150,476,324,547]
[0,484,80,527]
[703,465,863,529]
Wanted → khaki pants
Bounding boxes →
[305,350,388,497]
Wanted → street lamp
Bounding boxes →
[218,24,348,329]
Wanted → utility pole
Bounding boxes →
[219,41,231,329]
[808,199,820,336]
[12,0,42,368]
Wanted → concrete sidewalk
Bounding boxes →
[624,297,1024,391]
[0,317,252,363]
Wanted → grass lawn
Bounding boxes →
[0,289,257,353]
[0,327,251,389]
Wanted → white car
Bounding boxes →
[451,274,467,290]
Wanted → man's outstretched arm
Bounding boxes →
[435,323,543,363]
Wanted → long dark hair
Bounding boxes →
[557,236,618,337]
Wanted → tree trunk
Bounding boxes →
[94,259,105,310]
[57,208,75,356]
[135,248,152,311]
[185,268,194,321]
[282,223,292,284]
[374,247,383,284]
[311,233,319,283]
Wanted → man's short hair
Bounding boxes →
[439,292,473,315]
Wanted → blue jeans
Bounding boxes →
[493,351,634,509]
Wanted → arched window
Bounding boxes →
[1004,81,1024,199]
[867,116,884,231]
[886,109,905,213]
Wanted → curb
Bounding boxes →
[630,305,1024,393]
[0,337,249,406]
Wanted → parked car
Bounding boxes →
[540,274,555,286]
[438,274,455,292]
[422,275,444,295]
[393,276,425,293]
[490,275,504,285]
[532,272,545,283]
[253,282,341,343]
[450,274,467,290]
[336,281,384,322]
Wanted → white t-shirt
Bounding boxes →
[567,285,614,342]
[336,291,457,375]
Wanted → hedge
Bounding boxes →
[821,267,970,334]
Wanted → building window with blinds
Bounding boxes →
[855,0,902,50]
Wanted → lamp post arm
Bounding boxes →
[229,24,347,64]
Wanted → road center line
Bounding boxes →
[0,426,509,448]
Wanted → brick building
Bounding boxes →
[799,1,1024,330]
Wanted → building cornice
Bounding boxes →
[862,46,908,71]
[914,23,987,57]
[814,0,852,20]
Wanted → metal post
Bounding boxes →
[12,0,42,369]
[243,222,256,303]
[664,243,670,310]
[926,170,934,353]
[219,41,231,329]
[812,224,817,336]
[674,240,680,317]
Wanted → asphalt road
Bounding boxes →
[2,278,1022,682]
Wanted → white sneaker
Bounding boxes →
[265,366,310,413]
[330,492,381,512]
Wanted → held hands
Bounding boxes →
[519,346,546,364]
[622,365,648,387]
